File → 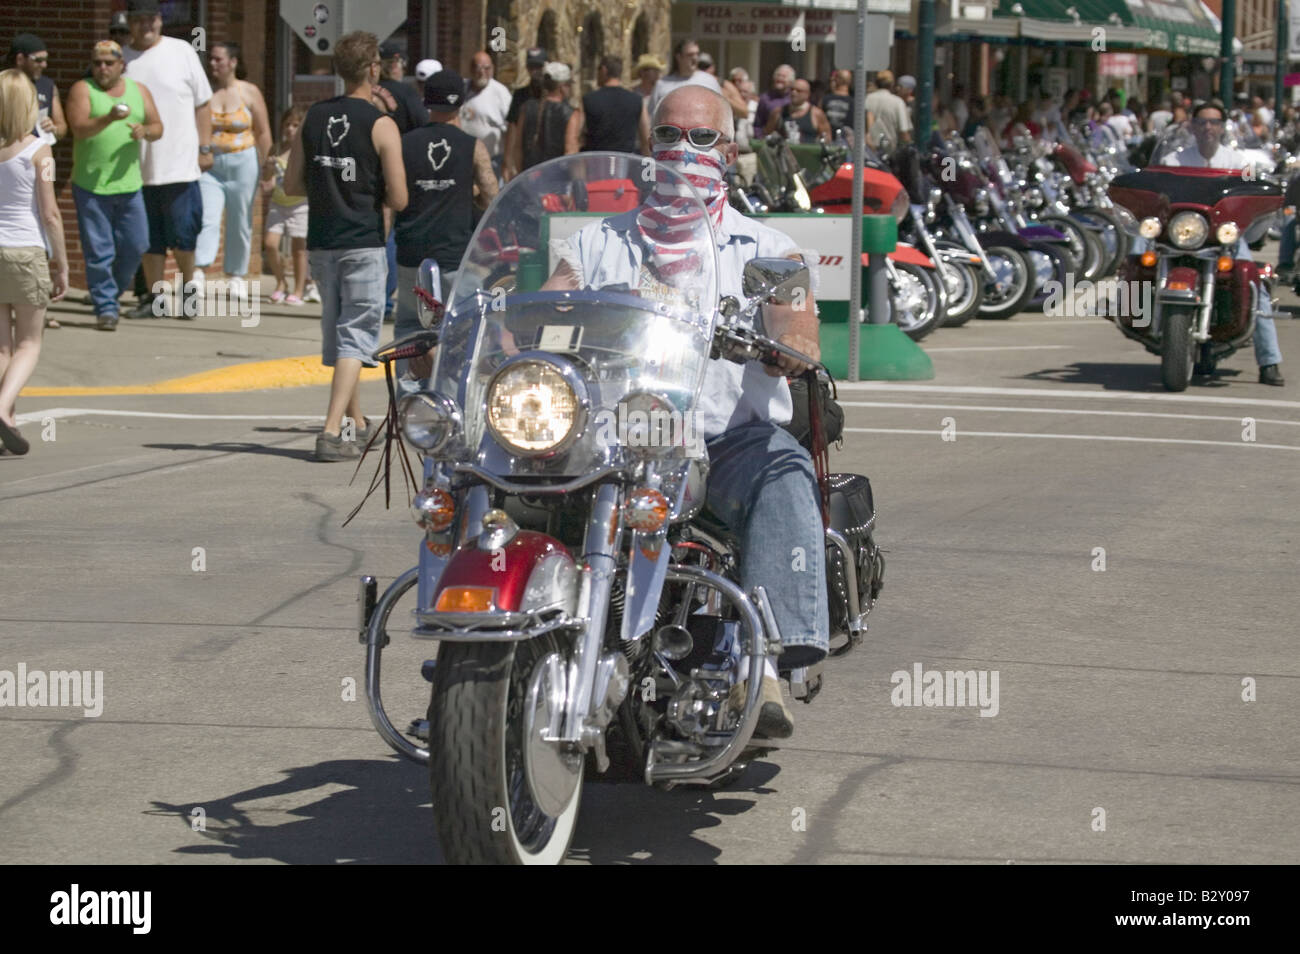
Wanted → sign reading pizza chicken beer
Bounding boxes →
[693,4,837,43]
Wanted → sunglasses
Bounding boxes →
[652,124,730,149]
[1192,118,1224,127]
[29,55,49,63]
[92,59,119,67]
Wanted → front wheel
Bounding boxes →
[978,246,1036,320]
[890,262,945,341]
[938,259,982,327]
[1161,305,1197,392]
[428,636,584,864]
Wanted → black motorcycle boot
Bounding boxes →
[1259,364,1285,386]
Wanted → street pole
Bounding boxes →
[917,0,935,145]
[848,0,868,382]
[1220,0,1236,101]
[1277,0,1288,128]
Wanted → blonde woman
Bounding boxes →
[0,69,68,455]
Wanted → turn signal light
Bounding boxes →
[624,488,670,532]
[1216,256,1233,273]
[435,586,495,612]
[1140,251,1157,267]
[412,487,455,532]
[1167,281,1192,291]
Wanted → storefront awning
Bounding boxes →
[984,0,1148,45]
[1121,0,1222,55]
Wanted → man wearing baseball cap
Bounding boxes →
[503,47,547,180]
[414,59,442,83]
[10,34,66,144]
[509,61,578,177]
[393,69,497,382]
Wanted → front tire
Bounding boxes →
[890,262,945,341]
[428,637,583,865]
[978,247,1036,320]
[938,259,982,327]
[1161,305,1196,392]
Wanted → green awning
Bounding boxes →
[1092,0,1222,55]
[989,0,1219,52]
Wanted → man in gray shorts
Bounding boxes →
[285,31,408,461]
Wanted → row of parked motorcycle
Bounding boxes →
[729,124,1144,339]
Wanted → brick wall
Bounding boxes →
[1,0,271,293]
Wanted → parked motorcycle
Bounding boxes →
[357,154,883,863]
[1108,123,1283,390]
[733,135,949,340]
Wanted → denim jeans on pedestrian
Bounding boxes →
[72,184,149,318]
[308,246,388,367]
[704,420,829,668]
[395,262,456,392]
[384,230,398,318]
[1255,297,1283,368]
[196,147,261,275]
[1278,211,1297,273]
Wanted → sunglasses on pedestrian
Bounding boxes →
[1192,118,1224,128]
[652,124,731,149]
[92,59,118,67]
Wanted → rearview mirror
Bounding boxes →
[742,258,810,305]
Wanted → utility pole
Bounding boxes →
[917,0,935,143]
[1277,0,1288,125]
[1220,0,1237,101]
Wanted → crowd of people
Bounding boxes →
[3,7,1297,456]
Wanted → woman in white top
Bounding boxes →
[0,69,68,456]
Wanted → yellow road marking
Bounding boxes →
[23,355,386,396]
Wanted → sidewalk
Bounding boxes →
[25,288,387,394]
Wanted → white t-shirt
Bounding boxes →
[124,36,213,185]
[1162,144,1248,170]
[460,78,512,159]
[865,88,911,150]
[648,71,722,124]
[561,204,797,438]
[1106,114,1135,140]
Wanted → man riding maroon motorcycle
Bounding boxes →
[1114,100,1284,387]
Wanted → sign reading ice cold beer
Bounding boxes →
[693,4,838,43]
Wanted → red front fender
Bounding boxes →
[867,243,935,269]
[431,531,573,612]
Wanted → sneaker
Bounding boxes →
[727,675,794,740]
[285,294,304,306]
[96,313,118,332]
[45,316,61,329]
[303,282,321,304]
[315,430,361,461]
[125,296,157,319]
[356,416,383,445]
[269,289,287,304]
[1260,364,1285,386]
[0,420,30,455]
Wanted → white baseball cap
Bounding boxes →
[415,59,442,82]
[543,62,572,84]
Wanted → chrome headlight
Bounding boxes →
[486,359,585,457]
[1215,222,1240,245]
[1139,217,1162,239]
[399,392,462,454]
[1168,211,1208,249]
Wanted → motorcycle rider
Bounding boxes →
[542,85,829,738]
[1154,101,1284,386]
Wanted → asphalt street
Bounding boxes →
[1,286,1297,864]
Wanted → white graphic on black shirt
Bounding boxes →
[326,115,350,147]
[427,139,451,170]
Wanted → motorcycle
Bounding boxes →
[1107,122,1283,391]
[356,154,884,863]
[732,134,949,340]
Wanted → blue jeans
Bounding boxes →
[196,147,261,275]
[72,185,149,317]
[1278,212,1297,272]
[308,246,387,367]
[704,420,829,668]
[384,230,397,317]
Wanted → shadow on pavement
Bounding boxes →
[147,756,780,864]
[1019,362,1244,391]
[143,441,317,461]
[149,758,442,864]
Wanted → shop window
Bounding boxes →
[631,13,648,62]
[581,12,603,90]
[537,10,558,58]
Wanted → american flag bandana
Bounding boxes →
[636,143,727,281]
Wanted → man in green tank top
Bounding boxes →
[65,39,163,330]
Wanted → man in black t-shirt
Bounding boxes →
[10,33,67,142]
[503,47,546,180]
[821,70,854,142]
[513,62,576,174]
[375,41,428,320]
[284,31,409,462]
[393,69,497,384]
[578,55,648,156]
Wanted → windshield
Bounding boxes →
[433,153,721,471]
[1151,117,1246,170]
